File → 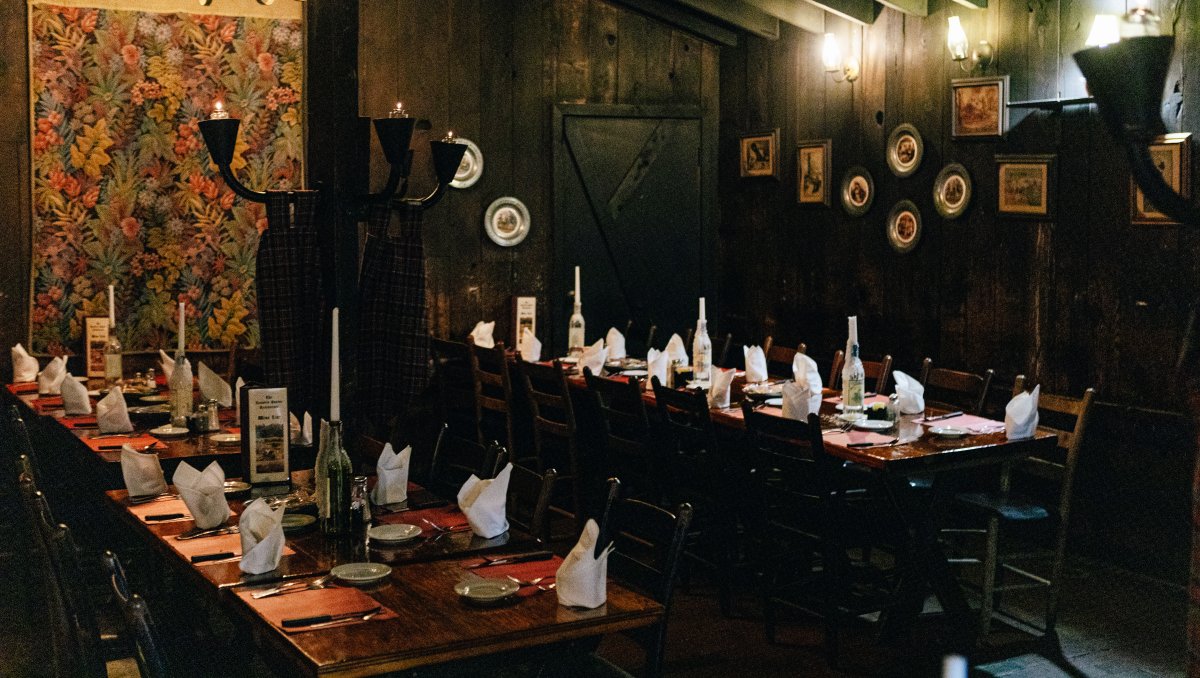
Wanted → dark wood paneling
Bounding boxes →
[0,0,29,376]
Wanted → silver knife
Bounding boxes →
[175,525,239,540]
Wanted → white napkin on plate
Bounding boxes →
[783,354,823,421]
[120,445,167,497]
[371,443,411,506]
[61,372,92,415]
[234,377,245,415]
[518,328,542,362]
[469,321,495,349]
[744,345,768,383]
[664,333,689,367]
[556,518,614,609]
[892,370,925,414]
[581,339,608,376]
[606,327,626,360]
[647,349,668,391]
[198,362,233,407]
[239,498,286,574]
[37,356,67,395]
[1005,385,1040,440]
[11,343,38,383]
[173,461,230,529]
[289,411,313,446]
[96,387,133,433]
[707,367,735,409]
[457,462,512,539]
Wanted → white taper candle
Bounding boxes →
[699,297,706,321]
[574,266,581,305]
[108,284,116,325]
[177,302,185,353]
[330,308,340,422]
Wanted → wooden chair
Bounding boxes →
[101,551,172,678]
[828,350,893,395]
[953,378,1096,638]
[624,319,657,357]
[517,360,585,532]
[597,477,693,678]
[426,424,506,498]
[918,358,994,414]
[741,404,896,664]
[582,367,657,501]
[506,462,557,545]
[715,332,734,368]
[760,337,807,378]
[431,337,479,444]
[467,338,517,458]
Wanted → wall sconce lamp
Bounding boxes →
[360,102,467,211]
[1074,7,1196,225]
[822,33,859,84]
[947,16,994,72]
[198,102,271,203]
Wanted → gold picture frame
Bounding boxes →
[797,139,832,206]
[739,129,780,179]
[1131,133,1192,225]
[951,76,1009,139]
[996,154,1055,218]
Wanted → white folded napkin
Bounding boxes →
[11,343,38,382]
[173,461,230,529]
[370,443,411,506]
[96,387,133,433]
[61,372,92,415]
[646,348,668,391]
[744,345,768,383]
[581,339,608,376]
[892,370,925,415]
[159,350,174,379]
[238,498,286,574]
[518,328,542,362]
[456,462,512,539]
[707,367,735,409]
[605,327,626,360]
[664,333,689,367]
[234,377,245,415]
[1005,385,1040,440]
[783,354,823,421]
[198,362,233,408]
[556,518,614,609]
[469,321,496,349]
[289,412,313,446]
[37,355,67,395]
[120,445,167,497]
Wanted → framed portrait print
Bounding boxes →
[1131,133,1191,225]
[951,76,1009,139]
[840,166,874,217]
[996,154,1056,218]
[84,316,109,378]
[797,139,832,206]
[739,129,779,179]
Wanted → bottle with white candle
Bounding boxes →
[317,308,353,535]
[842,315,865,419]
[567,265,586,355]
[169,302,193,427]
[104,284,123,387]
[692,297,712,385]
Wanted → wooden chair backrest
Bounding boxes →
[918,358,994,414]
[102,551,171,678]
[829,351,894,394]
[507,464,557,545]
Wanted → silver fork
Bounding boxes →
[506,575,556,592]
[252,573,335,599]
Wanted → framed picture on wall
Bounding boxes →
[951,76,1009,139]
[797,139,832,206]
[84,316,109,378]
[996,154,1056,218]
[739,130,780,179]
[1131,133,1192,225]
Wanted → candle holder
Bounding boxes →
[198,117,271,204]
[353,118,467,213]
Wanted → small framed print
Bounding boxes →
[797,139,832,206]
[951,76,1009,139]
[84,316,109,378]
[996,154,1055,218]
[239,384,291,487]
[739,129,780,179]
[1131,133,1192,225]
[512,295,537,346]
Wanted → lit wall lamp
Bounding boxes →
[1073,7,1197,225]
[822,33,859,83]
[947,16,994,72]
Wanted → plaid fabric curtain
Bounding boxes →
[356,201,431,430]
[257,191,324,417]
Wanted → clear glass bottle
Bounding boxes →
[317,420,353,535]
[350,475,371,535]
[567,301,586,355]
[104,324,123,387]
[842,343,866,419]
[692,304,712,385]
[144,368,156,391]
[168,350,193,427]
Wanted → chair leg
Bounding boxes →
[1044,518,1071,633]
[978,515,1001,638]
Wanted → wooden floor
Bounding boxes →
[0,546,1182,677]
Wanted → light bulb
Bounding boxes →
[822,33,842,73]
[947,16,969,61]
[1086,15,1121,47]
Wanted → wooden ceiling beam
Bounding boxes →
[739,0,826,34]
[800,0,881,26]
[874,0,928,17]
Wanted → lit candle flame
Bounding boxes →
[210,100,229,120]
[388,101,408,118]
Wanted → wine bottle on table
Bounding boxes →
[568,265,585,355]
[842,316,865,419]
[318,420,352,536]
[104,284,122,387]
[169,303,192,427]
[692,297,712,385]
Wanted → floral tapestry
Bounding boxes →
[29,3,303,353]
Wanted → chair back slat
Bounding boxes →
[507,464,557,545]
[102,551,171,678]
[427,424,505,497]
[468,339,515,453]
[918,358,994,414]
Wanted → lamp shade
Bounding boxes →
[1073,35,1172,143]
[373,117,417,167]
[822,33,841,72]
[947,17,969,61]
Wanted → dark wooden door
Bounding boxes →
[553,104,713,355]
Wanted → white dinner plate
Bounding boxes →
[620,369,648,377]
[209,432,241,445]
[150,425,189,438]
[930,426,970,439]
[852,419,894,431]
[331,562,393,586]
[558,356,579,364]
[764,397,783,407]
[368,524,422,544]
[454,578,519,605]
[140,394,170,404]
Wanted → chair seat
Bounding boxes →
[955,491,1050,521]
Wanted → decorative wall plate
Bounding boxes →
[933,163,972,219]
[887,124,924,178]
[840,166,875,217]
[484,197,530,247]
[450,138,483,189]
[887,200,922,254]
